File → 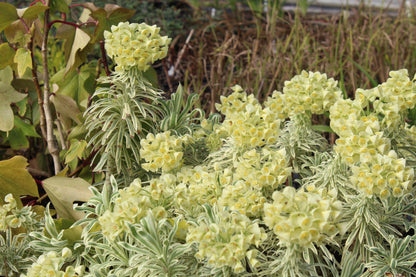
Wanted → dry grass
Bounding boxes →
[161,5,416,114]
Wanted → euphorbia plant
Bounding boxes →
[1,8,416,276]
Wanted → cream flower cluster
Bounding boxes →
[140,131,190,173]
[330,70,415,198]
[21,248,83,277]
[99,179,168,240]
[334,132,391,165]
[330,99,381,138]
[175,165,230,215]
[233,147,291,189]
[350,151,414,197]
[266,71,342,118]
[215,85,282,148]
[264,187,342,248]
[104,22,171,72]
[218,180,265,217]
[186,207,267,273]
[0,194,34,231]
[358,69,416,130]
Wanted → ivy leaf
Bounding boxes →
[0,43,16,70]
[0,67,27,132]
[0,155,39,206]
[4,19,32,46]
[83,3,134,42]
[0,3,18,32]
[51,66,95,108]
[14,48,33,77]
[50,0,69,14]
[50,93,82,124]
[66,28,90,73]
[8,128,29,149]
[14,116,40,138]
[20,5,49,20]
[6,117,40,150]
[42,176,94,221]
[64,139,87,164]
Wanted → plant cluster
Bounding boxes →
[1,1,416,276]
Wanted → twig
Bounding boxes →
[42,0,61,175]
[36,193,48,203]
[55,118,66,150]
[174,29,194,73]
[27,167,51,178]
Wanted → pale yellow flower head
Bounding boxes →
[264,187,342,248]
[281,71,342,117]
[104,22,171,72]
[21,248,83,277]
[140,131,189,173]
[187,206,267,273]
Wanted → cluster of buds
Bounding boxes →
[234,147,291,189]
[21,248,83,277]
[350,151,414,198]
[330,70,415,198]
[175,165,230,216]
[268,71,342,118]
[215,85,283,148]
[218,180,265,217]
[0,194,35,231]
[99,179,167,240]
[264,187,343,248]
[104,22,171,72]
[140,131,190,173]
[360,69,416,130]
[186,206,267,273]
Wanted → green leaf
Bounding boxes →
[85,3,134,42]
[14,48,32,77]
[64,139,87,164]
[66,28,90,73]
[311,124,334,133]
[52,67,94,108]
[14,116,40,138]
[143,67,158,87]
[7,127,29,149]
[42,176,94,221]
[0,43,16,69]
[50,93,82,124]
[4,19,32,46]
[50,0,69,14]
[0,3,18,32]
[0,69,27,131]
[62,225,83,245]
[0,66,13,83]
[15,97,28,116]
[20,5,49,20]
[68,124,88,140]
[11,78,36,93]
[0,155,39,206]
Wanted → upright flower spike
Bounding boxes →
[104,22,171,72]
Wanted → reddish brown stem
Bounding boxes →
[47,20,80,30]
[29,37,47,140]
[100,41,111,77]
